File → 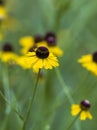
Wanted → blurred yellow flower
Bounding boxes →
[19,32,63,57]
[71,100,93,120]
[0,52,17,63]
[44,32,63,57]
[19,46,59,70]
[0,2,19,39]
[0,43,18,63]
[19,35,44,54]
[0,6,7,20]
[78,52,97,75]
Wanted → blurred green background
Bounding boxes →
[0,0,97,130]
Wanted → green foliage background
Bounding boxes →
[0,0,97,130]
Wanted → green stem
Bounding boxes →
[66,113,80,130]
[22,69,41,130]
[55,68,81,130]
[55,68,74,104]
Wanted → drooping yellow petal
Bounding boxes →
[78,54,97,76]
[43,53,59,69]
[33,59,43,69]
[85,111,93,120]
[80,111,87,120]
[26,56,38,67]
[71,104,81,116]
[49,53,58,61]
[82,62,97,75]
[16,56,31,69]
[49,46,63,57]
[48,58,59,67]
[43,59,53,69]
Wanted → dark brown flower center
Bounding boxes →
[0,0,5,5]
[34,34,44,43]
[80,100,91,110]
[2,43,13,52]
[45,32,56,46]
[93,52,97,63]
[36,46,49,59]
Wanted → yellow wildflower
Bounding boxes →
[0,6,7,20]
[0,43,18,63]
[71,100,93,120]
[19,46,59,70]
[78,52,97,75]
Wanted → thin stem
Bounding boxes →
[66,113,80,130]
[55,68,74,104]
[22,69,41,130]
[55,68,81,130]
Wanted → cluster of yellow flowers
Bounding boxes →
[17,32,63,72]
[0,32,63,72]
[0,0,95,123]
[0,39,93,121]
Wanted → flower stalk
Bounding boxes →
[22,69,41,130]
[66,112,80,130]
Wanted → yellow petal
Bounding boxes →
[26,56,38,67]
[71,104,81,116]
[43,53,59,69]
[16,56,30,69]
[0,52,18,63]
[78,55,92,63]
[49,46,63,57]
[43,59,53,69]
[78,54,97,76]
[0,6,7,20]
[48,58,59,67]
[80,111,87,120]
[19,36,34,47]
[82,62,97,75]
[85,111,93,120]
[33,59,43,69]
